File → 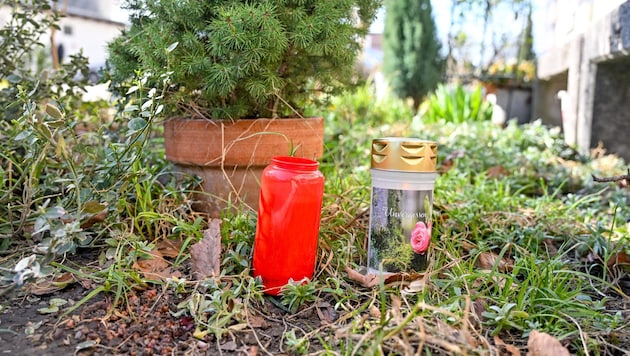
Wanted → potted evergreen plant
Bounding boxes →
[107,0,380,216]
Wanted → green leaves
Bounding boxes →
[7,74,21,84]
[108,0,380,119]
[482,302,529,335]
[37,298,68,314]
[0,42,175,298]
[82,201,107,215]
[128,117,148,132]
[45,103,63,120]
[421,84,493,123]
[10,255,46,287]
[280,278,317,313]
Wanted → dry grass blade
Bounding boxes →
[494,335,521,356]
[364,301,485,354]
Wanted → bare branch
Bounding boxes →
[592,168,630,184]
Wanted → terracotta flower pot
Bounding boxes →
[164,117,324,217]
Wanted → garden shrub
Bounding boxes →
[0,3,194,294]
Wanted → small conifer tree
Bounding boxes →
[108,0,380,120]
[382,0,444,111]
[517,4,535,63]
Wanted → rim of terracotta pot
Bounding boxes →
[164,117,324,166]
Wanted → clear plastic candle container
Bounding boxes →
[367,138,438,275]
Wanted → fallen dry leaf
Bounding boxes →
[494,335,521,356]
[477,252,514,273]
[344,266,424,289]
[247,313,270,329]
[368,304,381,319]
[80,201,108,229]
[345,266,379,288]
[315,301,338,324]
[461,240,477,251]
[527,330,570,356]
[401,277,426,295]
[439,150,466,173]
[134,250,167,270]
[132,249,182,281]
[28,272,76,295]
[190,218,222,279]
[487,165,508,178]
[80,209,108,229]
[382,272,424,284]
[157,237,184,258]
[219,340,238,351]
[607,251,630,267]
[228,323,248,331]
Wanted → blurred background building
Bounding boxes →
[0,0,127,80]
[536,0,630,160]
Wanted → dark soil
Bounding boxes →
[0,250,324,356]
[0,285,306,355]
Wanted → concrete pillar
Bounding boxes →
[564,38,584,147]
[576,59,597,156]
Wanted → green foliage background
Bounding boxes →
[420,83,494,123]
[383,0,444,110]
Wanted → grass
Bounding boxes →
[1,81,629,354]
[301,85,628,354]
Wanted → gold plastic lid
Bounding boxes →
[371,137,437,172]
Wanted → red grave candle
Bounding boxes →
[252,156,325,295]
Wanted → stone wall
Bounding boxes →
[495,87,533,124]
[592,60,630,160]
[532,71,566,128]
[536,1,630,161]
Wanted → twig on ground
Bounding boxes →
[592,168,630,185]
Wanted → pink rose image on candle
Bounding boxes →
[411,221,431,254]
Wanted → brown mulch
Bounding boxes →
[0,251,323,356]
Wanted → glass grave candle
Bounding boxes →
[367,138,438,274]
